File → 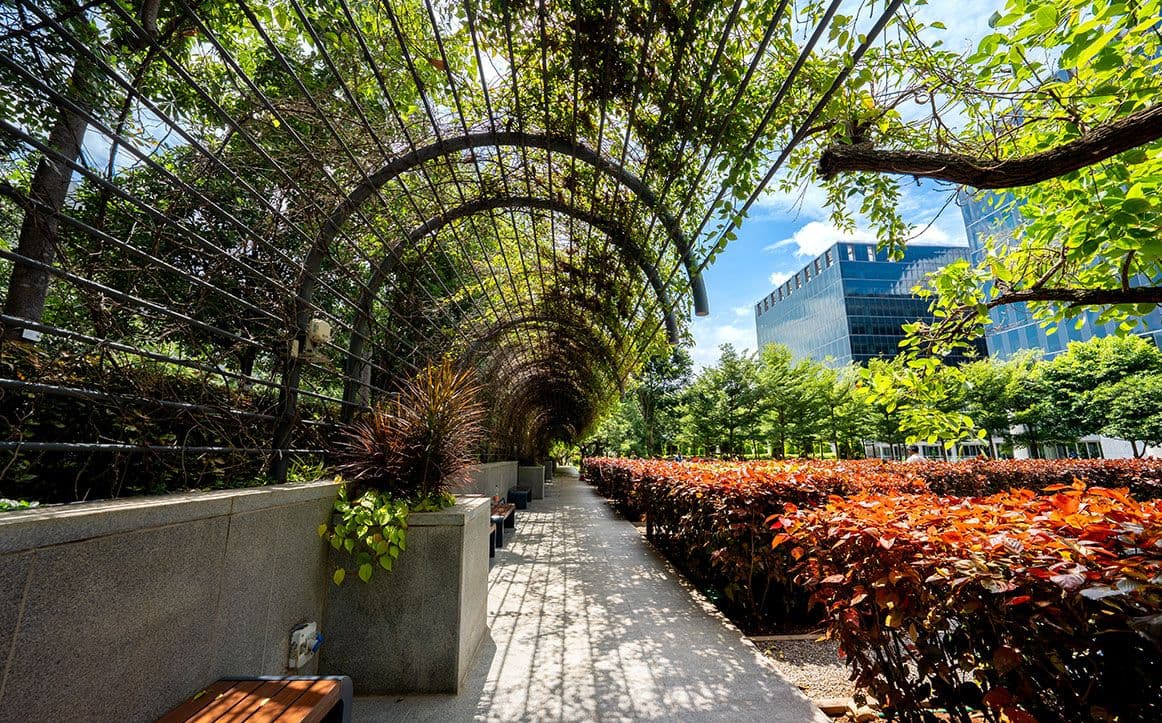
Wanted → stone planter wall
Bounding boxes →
[518,465,545,500]
[463,460,518,499]
[319,496,490,693]
[0,480,340,722]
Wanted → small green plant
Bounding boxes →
[0,498,39,512]
[287,457,328,483]
[323,358,483,584]
[319,486,457,584]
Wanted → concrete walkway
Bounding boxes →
[355,469,827,722]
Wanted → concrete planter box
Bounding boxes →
[319,495,490,694]
[518,465,545,500]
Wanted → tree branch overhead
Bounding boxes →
[818,104,1162,188]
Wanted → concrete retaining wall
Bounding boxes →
[462,460,518,499]
[0,480,340,723]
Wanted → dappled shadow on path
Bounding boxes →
[354,472,825,722]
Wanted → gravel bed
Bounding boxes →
[758,638,858,700]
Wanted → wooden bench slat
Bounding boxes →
[160,677,348,723]
[238,679,321,723]
[157,680,239,722]
[285,680,343,723]
[187,680,265,722]
[211,679,289,722]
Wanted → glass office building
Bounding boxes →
[754,242,982,366]
[960,191,1162,358]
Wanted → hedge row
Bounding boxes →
[587,457,1162,507]
[906,457,1162,498]
[583,457,1162,722]
[584,458,927,624]
[787,484,1162,722]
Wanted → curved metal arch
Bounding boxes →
[462,312,627,386]
[366,195,680,340]
[305,131,709,320]
[484,354,604,444]
[340,196,677,416]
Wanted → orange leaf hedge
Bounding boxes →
[583,457,1162,721]
[784,483,1162,722]
[584,458,927,624]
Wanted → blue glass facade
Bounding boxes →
[754,242,981,366]
[959,191,1162,358]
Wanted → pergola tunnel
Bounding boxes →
[0,0,905,500]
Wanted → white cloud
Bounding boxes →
[909,221,968,247]
[768,270,792,287]
[752,181,830,222]
[689,316,754,369]
[766,221,875,257]
[732,305,753,318]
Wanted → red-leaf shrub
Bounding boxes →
[784,484,1162,722]
[583,458,927,627]
[899,457,1162,499]
[586,457,1162,509]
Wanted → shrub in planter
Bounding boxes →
[321,358,484,583]
[783,483,1162,722]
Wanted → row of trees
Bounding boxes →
[591,334,1162,460]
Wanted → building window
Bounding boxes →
[794,273,801,289]
[804,265,811,281]
[866,245,876,262]
[814,259,822,274]
[846,245,856,261]
[777,288,783,301]
[762,299,768,311]
[756,304,762,316]
[824,250,833,267]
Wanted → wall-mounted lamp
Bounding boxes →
[291,318,333,365]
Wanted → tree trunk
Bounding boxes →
[3,67,90,342]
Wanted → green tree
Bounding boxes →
[756,345,799,458]
[633,348,693,456]
[1103,373,1162,457]
[590,398,645,458]
[859,356,981,450]
[820,364,875,459]
[959,351,1037,458]
[805,0,1162,353]
[679,344,762,457]
[1042,335,1162,438]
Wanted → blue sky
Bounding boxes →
[687,0,1003,368]
[688,180,969,367]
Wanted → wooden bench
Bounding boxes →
[491,501,516,529]
[158,675,352,722]
[490,499,516,550]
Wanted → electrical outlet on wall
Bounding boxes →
[288,622,320,669]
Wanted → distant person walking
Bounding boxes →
[905,445,924,463]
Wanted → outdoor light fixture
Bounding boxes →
[290,318,333,365]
